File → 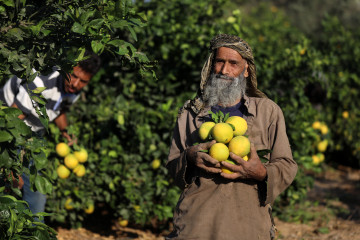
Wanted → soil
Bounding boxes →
[55,165,360,240]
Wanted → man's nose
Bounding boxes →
[71,78,80,87]
[220,62,230,75]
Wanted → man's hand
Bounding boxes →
[61,130,77,146]
[186,140,222,174]
[220,144,267,181]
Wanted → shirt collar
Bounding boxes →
[198,95,254,117]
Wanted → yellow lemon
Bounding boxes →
[317,140,328,152]
[84,203,94,214]
[225,116,247,136]
[151,159,161,169]
[198,121,216,141]
[221,159,236,174]
[320,125,329,135]
[73,164,86,177]
[64,154,79,169]
[64,198,74,210]
[209,143,229,162]
[56,142,70,157]
[342,111,349,119]
[228,136,251,157]
[243,155,249,161]
[312,121,321,130]
[119,219,128,227]
[56,164,70,179]
[74,148,88,163]
[312,155,321,165]
[211,123,233,144]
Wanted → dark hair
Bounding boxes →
[78,50,101,75]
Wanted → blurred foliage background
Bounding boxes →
[1,0,360,236]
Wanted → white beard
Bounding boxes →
[203,73,247,107]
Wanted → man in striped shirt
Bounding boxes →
[0,52,101,217]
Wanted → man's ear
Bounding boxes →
[244,62,249,78]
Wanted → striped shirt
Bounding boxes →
[0,68,79,132]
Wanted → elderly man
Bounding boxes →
[167,34,298,239]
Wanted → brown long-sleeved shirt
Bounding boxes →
[167,96,298,240]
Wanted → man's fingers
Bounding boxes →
[202,166,222,174]
[229,152,247,165]
[199,152,221,167]
[249,143,257,157]
[201,140,216,150]
[220,171,241,179]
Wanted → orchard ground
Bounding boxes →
[54,164,360,240]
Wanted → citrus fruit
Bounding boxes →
[117,113,125,125]
[225,116,247,136]
[312,121,321,130]
[56,142,70,157]
[221,159,236,174]
[211,123,234,144]
[119,219,128,227]
[73,164,86,177]
[74,148,88,163]
[64,154,79,169]
[198,121,216,141]
[320,125,329,135]
[317,140,328,152]
[312,155,321,165]
[342,111,349,119]
[152,159,161,169]
[209,143,229,161]
[228,136,251,157]
[243,155,249,161]
[56,164,70,179]
[64,198,74,210]
[84,203,94,214]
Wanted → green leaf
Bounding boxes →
[29,20,47,36]
[1,0,15,7]
[89,18,104,30]
[32,87,47,94]
[111,19,129,28]
[257,149,273,157]
[117,45,129,55]
[79,10,95,25]
[5,28,24,41]
[33,150,47,169]
[91,40,105,54]
[127,25,137,41]
[108,39,125,47]
[3,107,22,118]
[0,149,12,168]
[32,95,46,105]
[0,130,13,142]
[74,47,86,62]
[224,112,230,122]
[35,175,52,194]
[71,22,86,34]
[198,150,208,153]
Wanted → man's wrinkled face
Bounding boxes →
[64,66,93,94]
[203,47,249,107]
[214,47,248,79]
